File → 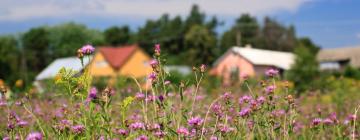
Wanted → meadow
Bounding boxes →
[0,44,359,140]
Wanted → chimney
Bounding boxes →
[245,44,252,48]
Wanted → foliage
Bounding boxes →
[104,26,131,46]
[286,38,319,94]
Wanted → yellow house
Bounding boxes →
[88,45,152,79]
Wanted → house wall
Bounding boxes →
[212,52,255,85]
[88,52,116,77]
[118,49,152,78]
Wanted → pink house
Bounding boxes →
[210,46,295,85]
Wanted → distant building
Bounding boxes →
[35,57,92,81]
[88,44,152,78]
[317,46,360,71]
[210,45,295,85]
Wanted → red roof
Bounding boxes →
[98,45,138,70]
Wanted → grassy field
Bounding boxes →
[0,44,359,140]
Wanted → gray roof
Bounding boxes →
[35,56,92,80]
[317,45,360,68]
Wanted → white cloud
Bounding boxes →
[0,0,311,21]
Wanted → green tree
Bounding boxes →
[286,38,319,94]
[261,17,297,52]
[49,23,104,58]
[104,26,131,46]
[22,27,51,74]
[220,14,259,52]
[0,35,19,83]
[184,25,217,65]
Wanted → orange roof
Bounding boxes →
[98,45,138,70]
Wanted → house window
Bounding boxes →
[320,62,340,70]
[96,60,108,68]
[143,60,149,66]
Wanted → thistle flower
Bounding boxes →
[247,120,254,130]
[117,129,128,136]
[135,92,145,100]
[17,120,29,127]
[271,110,286,117]
[154,44,161,55]
[150,59,158,68]
[256,96,266,104]
[323,118,333,125]
[239,95,252,104]
[241,73,249,80]
[164,80,171,85]
[158,95,165,102]
[218,124,235,133]
[177,127,189,136]
[25,132,42,140]
[210,136,218,140]
[265,85,276,94]
[188,116,204,127]
[200,64,206,73]
[222,92,232,100]
[238,108,251,117]
[148,72,157,82]
[129,122,145,130]
[72,124,85,134]
[136,135,148,140]
[311,118,322,126]
[88,87,98,100]
[80,44,95,55]
[265,68,279,77]
[154,131,166,138]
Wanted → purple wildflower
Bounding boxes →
[239,95,252,104]
[135,92,145,100]
[80,44,95,55]
[219,124,235,133]
[312,118,322,126]
[17,120,29,127]
[210,136,218,140]
[323,118,333,125]
[212,103,223,117]
[148,72,157,82]
[177,127,189,136]
[154,44,161,55]
[247,120,254,130]
[265,85,276,94]
[222,92,232,100]
[256,96,266,104]
[129,122,145,130]
[164,80,171,85]
[117,129,128,136]
[200,64,206,73]
[188,116,204,127]
[72,124,85,134]
[271,110,286,117]
[158,95,165,102]
[150,59,158,68]
[265,68,279,77]
[154,131,166,138]
[25,132,42,140]
[88,87,97,100]
[136,135,148,140]
[238,108,251,117]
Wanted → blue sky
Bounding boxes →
[0,0,359,48]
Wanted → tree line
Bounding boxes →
[0,5,319,88]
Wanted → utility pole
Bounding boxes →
[16,34,28,84]
[236,25,241,47]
